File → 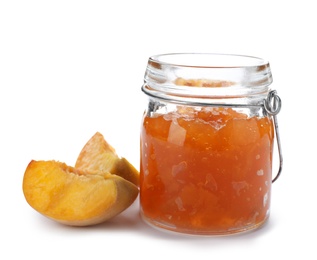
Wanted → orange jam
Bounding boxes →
[140,105,274,235]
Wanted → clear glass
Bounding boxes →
[140,53,275,236]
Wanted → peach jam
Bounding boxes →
[140,53,282,235]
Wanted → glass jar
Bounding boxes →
[140,53,282,236]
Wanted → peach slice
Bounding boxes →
[22,160,139,226]
[75,132,140,186]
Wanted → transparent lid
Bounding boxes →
[142,53,273,105]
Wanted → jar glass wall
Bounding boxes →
[140,53,280,235]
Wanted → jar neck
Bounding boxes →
[142,53,273,106]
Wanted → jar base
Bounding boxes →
[140,211,269,237]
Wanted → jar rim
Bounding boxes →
[149,53,269,69]
[143,52,273,105]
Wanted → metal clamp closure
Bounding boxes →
[264,90,283,183]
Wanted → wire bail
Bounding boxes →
[264,90,283,183]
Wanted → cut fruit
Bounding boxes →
[75,132,140,186]
[112,157,140,188]
[22,160,139,226]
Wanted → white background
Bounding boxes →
[1,0,316,259]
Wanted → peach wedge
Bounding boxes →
[23,160,139,226]
[75,132,140,186]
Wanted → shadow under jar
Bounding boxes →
[140,53,282,236]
